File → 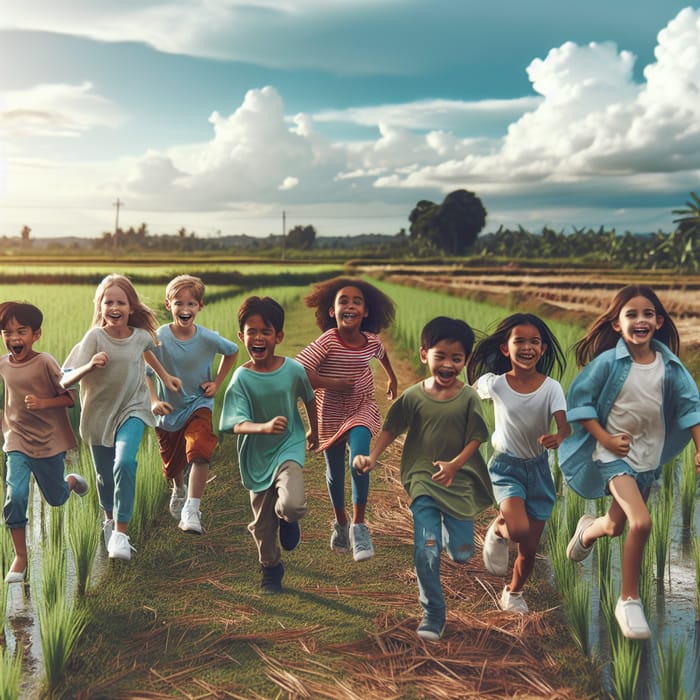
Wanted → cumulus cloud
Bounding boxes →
[0,82,126,137]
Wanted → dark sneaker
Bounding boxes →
[279,519,301,551]
[260,562,284,594]
[330,521,350,552]
[416,616,445,642]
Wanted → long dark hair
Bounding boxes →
[574,285,679,367]
[467,313,566,383]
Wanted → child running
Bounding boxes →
[0,302,89,583]
[467,313,569,613]
[220,296,318,594]
[148,275,238,534]
[62,274,181,561]
[296,277,397,561]
[560,285,700,639]
[354,317,493,640]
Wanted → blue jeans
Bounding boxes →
[324,426,371,509]
[3,451,69,528]
[90,417,145,523]
[410,495,474,624]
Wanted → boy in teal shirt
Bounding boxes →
[220,296,318,593]
[354,317,493,640]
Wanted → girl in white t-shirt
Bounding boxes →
[62,275,181,562]
[467,313,569,614]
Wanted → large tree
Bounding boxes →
[409,190,486,254]
[286,224,317,250]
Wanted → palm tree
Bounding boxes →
[669,191,700,271]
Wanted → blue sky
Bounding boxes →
[1,1,698,239]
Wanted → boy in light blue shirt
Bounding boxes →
[149,275,238,534]
[220,296,318,593]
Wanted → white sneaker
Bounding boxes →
[108,531,136,561]
[349,523,374,561]
[500,586,529,614]
[169,487,186,520]
[566,514,596,561]
[615,597,651,639]
[179,506,203,534]
[102,518,114,549]
[330,521,350,552]
[68,473,89,497]
[483,521,509,575]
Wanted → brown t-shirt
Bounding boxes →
[0,352,77,458]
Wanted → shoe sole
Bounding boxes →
[179,523,203,534]
[566,515,595,561]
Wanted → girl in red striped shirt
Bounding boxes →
[296,278,397,561]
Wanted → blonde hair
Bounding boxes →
[165,274,205,303]
[93,274,159,342]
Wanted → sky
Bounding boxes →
[0,1,699,240]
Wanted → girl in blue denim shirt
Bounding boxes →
[561,285,700,640]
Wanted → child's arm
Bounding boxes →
[60,351,109,388]
[304,397,319,451]
[233,416,288,435]
[201,351,238,398]
[146,374,173,417]
[305,369,354,393]
[144,350,182,393]
[353,429,397,473]
[379,351,398,400]
[538,410,571,450]
[580,417,631,457]
[691,423,700,474]
[432,438,481,487]
[24,391,75,411]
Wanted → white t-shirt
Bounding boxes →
[593,352,665,472]
[476,373,567,459]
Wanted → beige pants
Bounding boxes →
[248,461,307,567]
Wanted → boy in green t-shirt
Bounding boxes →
[354,316,493,641]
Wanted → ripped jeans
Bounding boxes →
[410,495,474,625]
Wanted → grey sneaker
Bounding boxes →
[349,523,374,562]
[108,531,136,561]
[102,518,114,549]
[483,521,509,576]
[500,586,529,614]
[566,514,596,561]
[330,521,350,553]
[416,616,445,642]
[68,473,89,497]
[169,487,186,520]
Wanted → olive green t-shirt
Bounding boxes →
[383,381,494,520]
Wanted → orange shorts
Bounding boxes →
[155,408,218,480]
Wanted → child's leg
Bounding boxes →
[410,495,446,627]
[184,409,219,502]
[3,452,32,574]
[274,461,307,523]
[442,513,474,564]
[499,496,544,592]
[347,426,371,525]
[8,526,27,574]
[111,417,146,531]
[248,486,281,568]
[607,475,651,600]
[90,444,116,519]
[187,461,208,499]
[324,440,348,524]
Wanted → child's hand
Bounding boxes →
[331,377,354,393]
[152,400,173,416]
[695,450,700,476]
[386,377,397,400]
[200,380,217,398]
[432,460,458,487]
[603,432,631,457]
[538,433,562,450]
[353,455,374,473]
[91,351,109,369]
[306,429,318,451]
[262,416,288,434]
[24,394,46,410]
[164,374,182,392]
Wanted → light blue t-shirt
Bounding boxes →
[151,324,238,431]
[219,358,314,493]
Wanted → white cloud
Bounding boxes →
[278,176,299,191]
[0,82,126,137]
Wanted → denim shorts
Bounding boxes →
[488,451,556,521]
[596,459,660,496]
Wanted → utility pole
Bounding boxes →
[281,210,286,261]
[113,198,124,253]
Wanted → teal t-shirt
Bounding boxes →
[219,358,314,492]
[383,381,494,519]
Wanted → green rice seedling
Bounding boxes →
[596,530,613,602]
[656,636,687,700]
[610,633,642,700]
[660,457,675,498]
[694,537,700,620]
[0,643,23,700]
[128,433,168,544]
[547,505,577,598]
[679,446,697,530]
[639,531,655,614]
[0,525,13,626]
[67,491,100,597]
[563,578,591,657]
[41,509,67,611]
[651,492,672,585]
[565,487,585,539]
[550,451,563,495]
[37,594,87,696]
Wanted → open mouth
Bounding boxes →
[437,368,455,380]
[11,344,24,356]
[178,313,193,321]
